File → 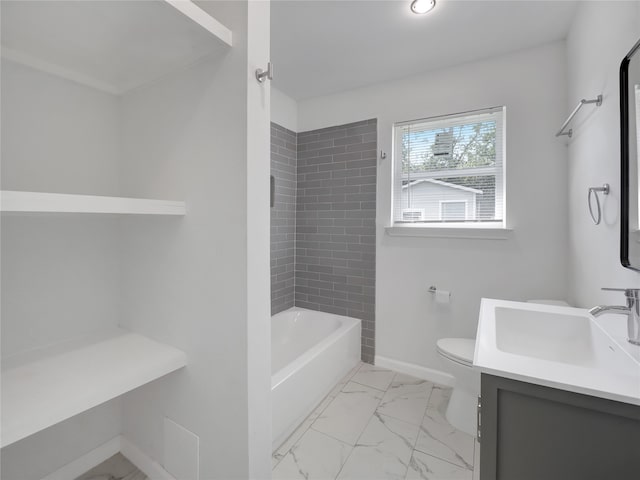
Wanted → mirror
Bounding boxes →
[621,38,640,271]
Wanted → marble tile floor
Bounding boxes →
[273,363,480,480]
[75,453,147,480]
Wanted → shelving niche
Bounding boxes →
[1,330,188,448]
[0,0,232,453]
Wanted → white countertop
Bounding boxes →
[474,299,640,406]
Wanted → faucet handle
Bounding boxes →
[602,288,640,298]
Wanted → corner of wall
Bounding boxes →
[271,87,299,133]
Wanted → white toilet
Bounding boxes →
[436,337,479,436]
[437,299,570,436]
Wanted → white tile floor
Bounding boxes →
[272,363,480,480]
[75,453,147,480]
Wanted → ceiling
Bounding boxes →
[1,1,227,95]
[271,0,579,100]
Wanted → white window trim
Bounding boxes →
[390,106,508,235]
[385,223,513,240]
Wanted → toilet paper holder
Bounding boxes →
[428,285,451,298]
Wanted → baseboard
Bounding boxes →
[375,355,456,387]
[41,436,122,480]
[121,436,176,480]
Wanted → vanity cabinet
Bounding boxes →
[479,374,640,480]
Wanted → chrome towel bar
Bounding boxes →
[556,95,603,138]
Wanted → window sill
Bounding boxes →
[385,223,513,240]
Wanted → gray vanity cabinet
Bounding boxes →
[479,374,640,480]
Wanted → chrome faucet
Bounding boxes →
[589,288,640,345]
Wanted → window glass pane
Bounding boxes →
[393,107,505,225]
[402,121,496,174]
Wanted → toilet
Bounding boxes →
[437,299,570,436]
[436,337,478,436]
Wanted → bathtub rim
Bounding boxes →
[271,307,361,390]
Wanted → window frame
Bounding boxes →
[390,106,507,231]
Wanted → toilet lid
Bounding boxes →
[437,338,475,365]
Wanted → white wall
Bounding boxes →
[272,86,298,131]
[567,1,640,308]
[119,2,271,478]
[0,60,123,480]
[298,42,569,373]
[0,60,120,196]
[0,61,121,357]
[246,1,272,477]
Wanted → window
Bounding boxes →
[393,107,505,227]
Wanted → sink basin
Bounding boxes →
[475,299,640,406]
[495,307,597,366]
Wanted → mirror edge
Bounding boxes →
[620,38,640,272]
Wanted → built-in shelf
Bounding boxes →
[1,191,186,215]
[1,0,232,95]
[1,330,187,448]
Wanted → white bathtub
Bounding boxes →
[271,307,361,450]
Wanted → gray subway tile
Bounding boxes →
[332,168,362,179]
[273,119,377,362]
[297,133,319,144]
[346,124,376,136]
[334,135,364,146]
[333,151,363,163]
[346,141,377,153]
[318,161,347,172]
[307,294,335,307]
[317,129,347,141]
[346,175,376,185]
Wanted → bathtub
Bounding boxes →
[271,307,361,450]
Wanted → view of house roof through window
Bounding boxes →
[393,107,505,225]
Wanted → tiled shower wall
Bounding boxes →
[295,120,377,363]
[270,123,297,315]
[270,119,377,362]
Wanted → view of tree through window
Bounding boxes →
[401,121,496,172]
[393,108,504,224]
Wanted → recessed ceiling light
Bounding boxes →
[410,0,436,15]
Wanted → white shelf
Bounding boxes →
[1,330,187,448]
[1,0,232,95]
[1,191,186,215]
